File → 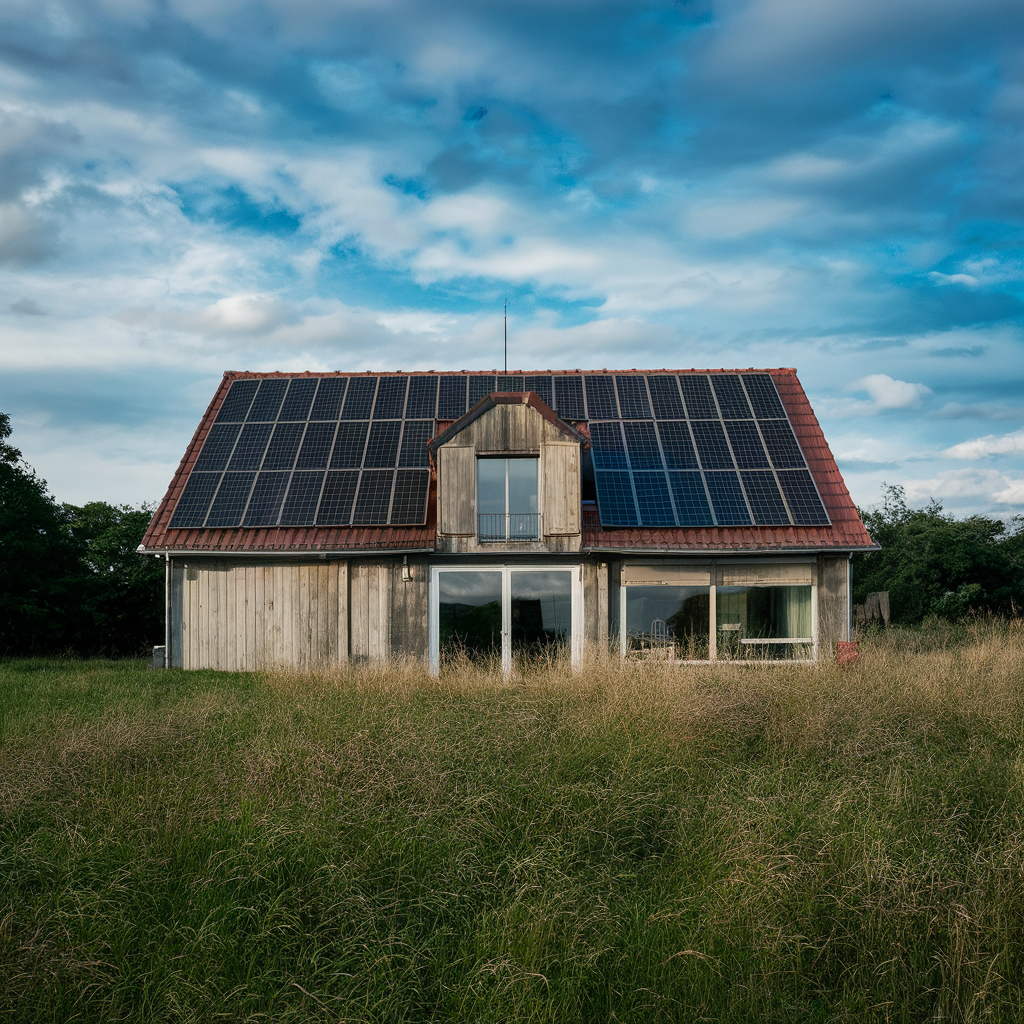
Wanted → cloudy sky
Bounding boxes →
[1,0,1022,518]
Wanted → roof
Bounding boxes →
[140,368,876,555]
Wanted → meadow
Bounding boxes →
[2,621,1023,1022]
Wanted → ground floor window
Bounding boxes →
[431,565,581,673]
[623,575,815,661]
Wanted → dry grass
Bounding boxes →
[1,621,1023,1022]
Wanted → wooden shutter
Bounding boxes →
[438,445,476,535]
[541,442,580,535]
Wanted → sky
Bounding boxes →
[0,0,1022,520]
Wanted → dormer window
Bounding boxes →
[477,457,540,541]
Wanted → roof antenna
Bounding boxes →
[503,297,507,375]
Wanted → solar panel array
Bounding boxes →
[170,371,828,530]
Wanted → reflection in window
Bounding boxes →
[438,571,502,661]
[512,571,571,659]
[478,457,540,541]
[716,585,812,660]
[625,586,709,660]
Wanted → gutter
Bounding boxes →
[138,546,435,557]
[581,545,880,556]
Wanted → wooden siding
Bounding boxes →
[389,558,431,661]
[172,559,347,670]
[817,554,850,654]
[438,446,476,536]
[541,443,581,535]
[349,562,391,663]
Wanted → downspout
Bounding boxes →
[164,553,171,668]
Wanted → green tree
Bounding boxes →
[853,485,1024,624]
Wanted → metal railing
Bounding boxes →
[478,513,542,542]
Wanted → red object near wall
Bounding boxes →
[837,641,859,664]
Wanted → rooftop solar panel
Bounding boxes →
[278,378,318,421]
[353,470,394,524]
[295,422,337,470]
[496,374,524,392]
[317,471,358,525]
[364,421,401,467]
[398,421,433,467]
[280,471,325,526]
[438,375,467,419]
[589,422,628,470]
[594,470,638,526]
[669,471,714,526]
[778,470,830,525]
[724,420,770,469]
[584,375,618,419]
[633,471,675,526]
[373,376,407,419]
[468,374,497,408]
[525,375,553,407]
[342,377,377,420]
[647,375,685,419]
[741,373,786,419]
[215,379,259,423]
[243,472,290,527]
[759,419,806,469]
[309,378,347,420]
[678,375,718,418]
[711,375,752,419]
[553,375,585,420]
[331,422,368,469]
[623,422,662,470]
[391,469,431,524]
[740,470,790,525]
[616,376,651,418]
[227,423,272,471]
[193,423,240,472]
[657,421,699,470]
[169,472,220,527]
[261,422,305,471]
[247,379,288,422]
[705,471,751,526]
[205,472,255,528]
[406,376,438,419]
[690,420,734,470]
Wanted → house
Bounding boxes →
[140,369,877,671]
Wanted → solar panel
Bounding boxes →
[330,422,368,469]
[342,377,377,420]
[589,422,628,469]
[623,422,662,469]
[391,469,431,524]
[704,471,751,526]
[616,376,651,418]
[468,374,496,408]
[724,421,770,469]
[373,376,407,419]
[278,378,318,421]
[364,421,401,467]
[759,419,806,469]
[280,471,325,526]
[778,470,829,525]
[193,423,240,472]
[584,375,618,419]
[496,374,524,392]
[406,376,438,419]
[657,421,699,470]
[690,421,734,469]
[215,379,259,422]
[247,380,288,422]
[310,378,347,420]
[398,421,433,467]
[678,375,718,418]
[525,375,553,407]
[741,373,786,419]
[317,471,358,525]
[553,375,585,420]
[647,375,685,419]
[633,471,675,526]
[438,375,467,419]
[227,423,272,471]
[711,375,752,419]
[205,472,256,528]
[295,422,337,470]
[741,471,790,525]
[243,472,290,527]
[169,472,220,527]
[262,422,305,471]
[594,470,638,526]
[353,470,394,524]
[669,472,714,526]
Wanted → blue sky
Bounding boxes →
[1,0,1022,518]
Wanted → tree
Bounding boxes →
[853,485,1024,623]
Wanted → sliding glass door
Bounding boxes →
[431,566,582,673]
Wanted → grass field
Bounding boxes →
[2,621,1023,1022]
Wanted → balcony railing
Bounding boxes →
[478,513,542,542]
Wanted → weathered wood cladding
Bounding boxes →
[817,554,851,654]
[435,401,582,554]
[171,558,348,671]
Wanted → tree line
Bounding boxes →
[1,412,1021,656]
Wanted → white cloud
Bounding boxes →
[835,373,931,415]
[942,428,1024,460]
[902,468,1023,505]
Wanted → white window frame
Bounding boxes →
[430,564,584,675]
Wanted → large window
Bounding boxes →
[432,566,581,673]
[716,585,812,660]
[478,457,539,541]
[625,586,710,659]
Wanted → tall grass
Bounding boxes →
[2,621,1023,1022]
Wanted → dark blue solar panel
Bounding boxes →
[524,375,553,407]
[594,471,638,526]
[373,376,408,419]
[227,423,272,471]
[364,421,401,467]
[342,377,377,420]
[295,422,337,470]
[616,376,650,418]
[309,378,347,420]
[468,374,496,407]
[317,471,358,525]
[589,422,627,470]
[169,472,220,527]
[725,421,770,469]
[759,420,805,469]
[193,423,240,472]
[742,374,786,419]
[690,421,734,469]
[261,422,304,471]
[554,376,585,419]
[390,469,431,524]
[623,422,663,469]
[438,375,467,419]
[278,378,317,421]
[243,472,290,527]
[678,375,718,418]
[398,420,433,467]
[280,471,325,526]
[215,379,259,423]
[669,472,714,526]
[205,472,256,528]
[711,375,752,418]
[778,470,829,525]
[633,471,675,526]
[657,421,699,470]
[647,375,685,419]
[330,422,368,468]
[705,471,751,526]
[406,376,438,419]
[247,379,288,421]
[496,374,524,392]
[584,375,618,419]
[353,470,394,524]
[740,471,790,525]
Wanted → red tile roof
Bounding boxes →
[140,368,876,554]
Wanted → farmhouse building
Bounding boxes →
[140,369,876,671]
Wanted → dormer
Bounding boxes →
[428,392,588,554]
